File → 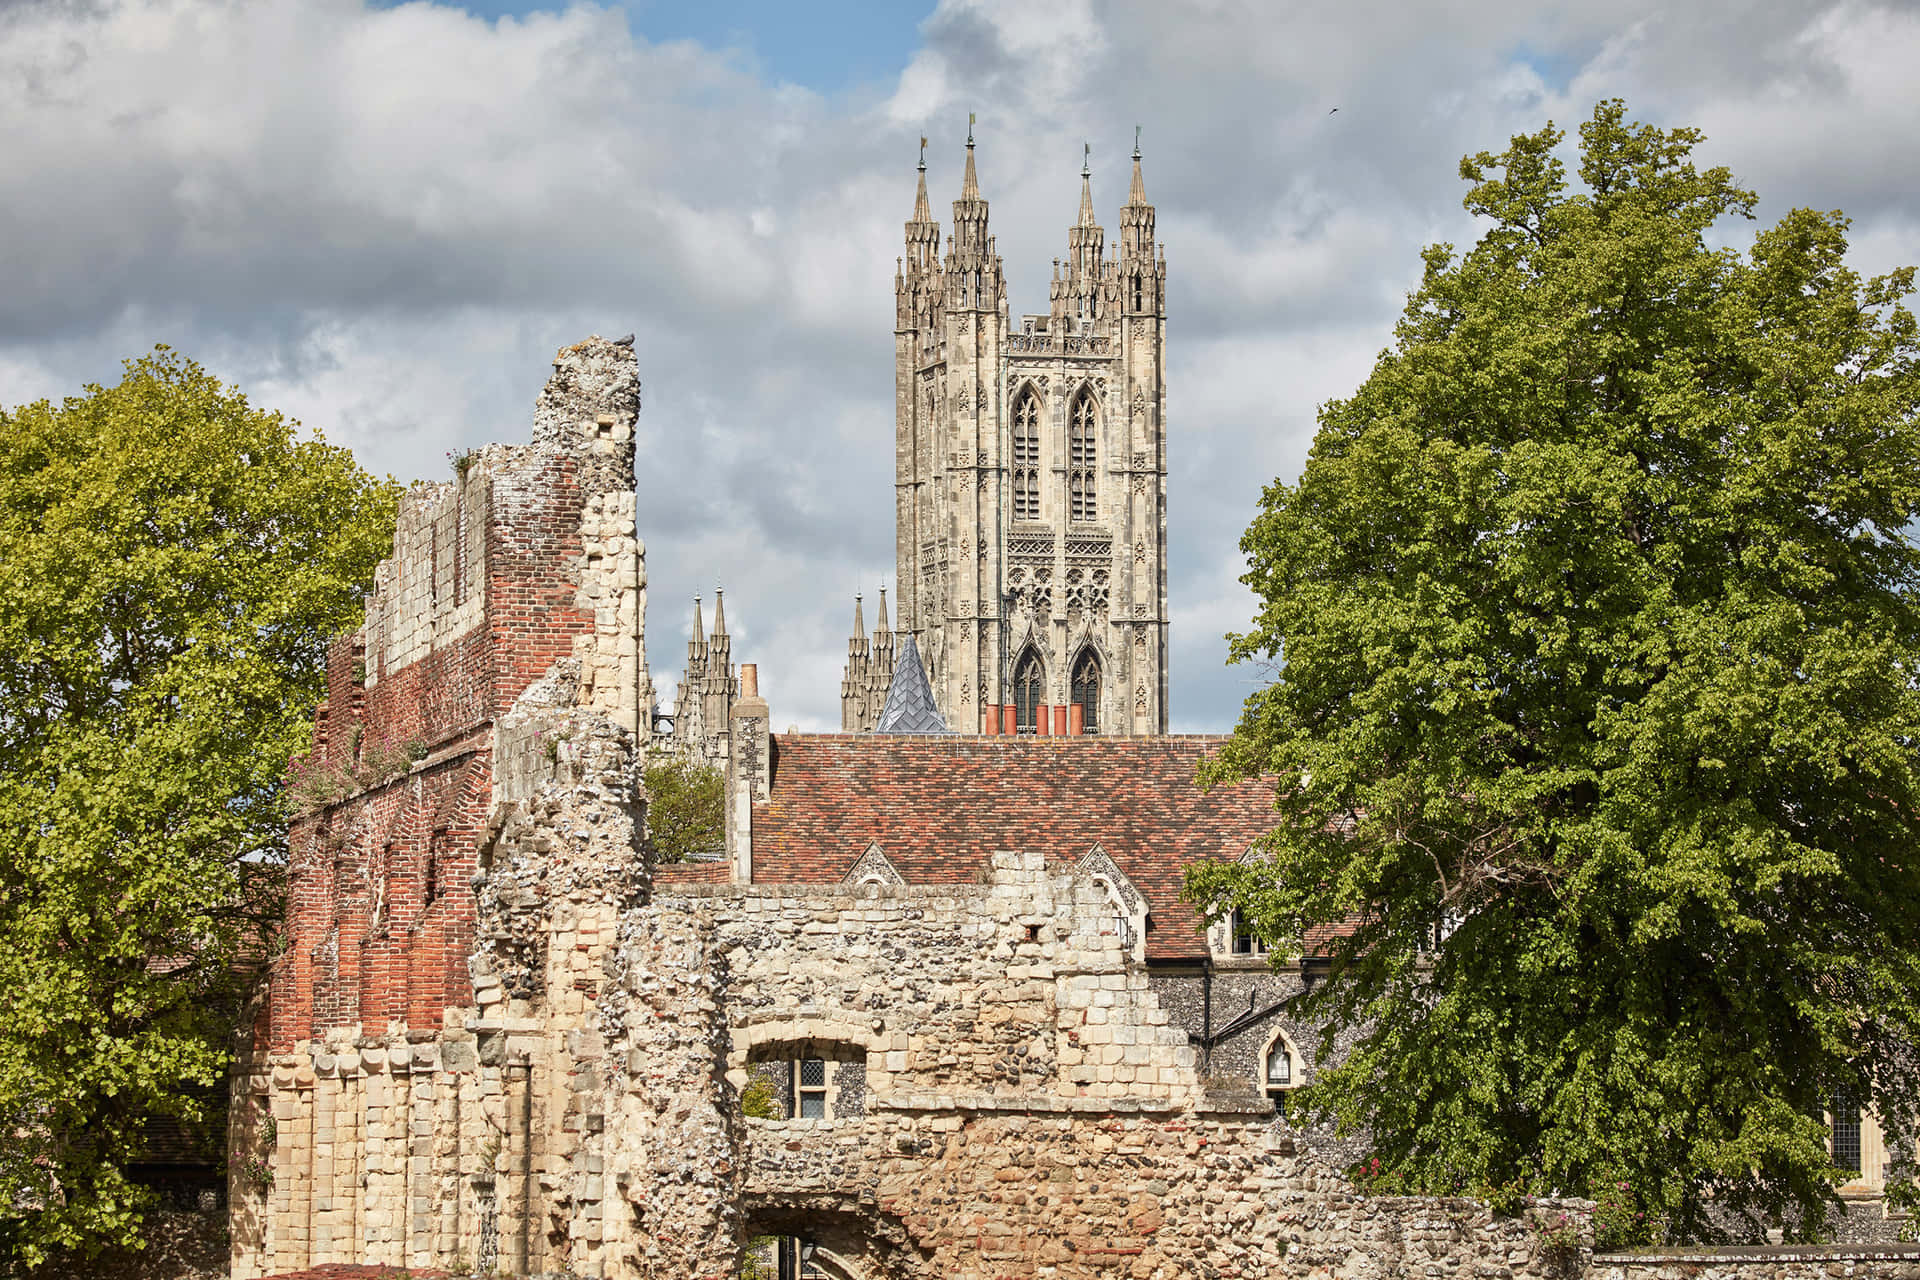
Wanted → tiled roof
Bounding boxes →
[872,635,949,733]
[750,734,1281,961]
[654,859,734,885]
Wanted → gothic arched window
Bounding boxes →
[1071,649,1101,734]
[1013,648,1045,734]
[1068,387,1097,521]
[1012,388,1042,521]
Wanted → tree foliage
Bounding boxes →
[1187,101,1920,1242]
[0,349,399,1263]
[643,752,725,863]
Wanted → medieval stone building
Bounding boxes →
[844,136,1168,735]
[234,158,1906,1280]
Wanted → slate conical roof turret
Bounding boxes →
[874,634,949,734]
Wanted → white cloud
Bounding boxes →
[1,0,1914,731]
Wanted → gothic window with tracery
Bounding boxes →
[1071,650,1101,734]
[1012,388,1041,521]
[1013,648,1045,734]
[1068,387,1097,521]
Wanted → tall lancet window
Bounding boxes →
[1071,650,1101,734]
[1012,388,1042,521]
[1013,648,1045,734]
[1068,387,1098,521]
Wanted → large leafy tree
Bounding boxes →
[0,349,398,1264]
[1188,101,1920,1242]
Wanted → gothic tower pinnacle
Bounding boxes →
[853,124,1167,735]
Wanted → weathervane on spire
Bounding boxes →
[1133,124,1142,159]
[967,112,975,145]
[917,135,927,170]
[1082,140,1091,177]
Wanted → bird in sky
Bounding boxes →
[1329,107,1339,114]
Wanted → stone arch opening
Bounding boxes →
[742,1197,932,1280]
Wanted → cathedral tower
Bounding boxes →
[854,127,1169,734]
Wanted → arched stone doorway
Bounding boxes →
[741,1197,932,1280]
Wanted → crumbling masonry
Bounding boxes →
[235,337,1603,1280]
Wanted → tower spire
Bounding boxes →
[961,114,980,199]
[1128,125,1148,206]
[876,585,890,634]
[852,592,866,643]
[711,586,726,638]
[913,135,931,221]
[691,594,706,658]
[1078,141,1096,226]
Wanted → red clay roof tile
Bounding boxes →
[749,734,1281,961]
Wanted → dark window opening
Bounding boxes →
[1230,909,1266,956]
[1071,650,1101,734]
[1013,649,1045,735]
[1068,389,1097,521]
[1012,390,1042,520]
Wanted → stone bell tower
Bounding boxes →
[854,126,1168,735]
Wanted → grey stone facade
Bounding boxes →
[862,132,1169,735]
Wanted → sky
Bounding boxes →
[2,0,1916,731]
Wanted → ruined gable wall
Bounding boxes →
[269,336,645,1053]
[236,338,651,1279]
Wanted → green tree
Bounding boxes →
[0,348,399,1264]
[643,752,725,863]
[1188,101,1920,1242]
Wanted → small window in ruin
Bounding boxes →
[1262,1029,1304,1115]
[796,1058,827,1119]
[1025,923,1042,943]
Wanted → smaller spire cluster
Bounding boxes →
[840,589,895,733]
[670,589,739,760]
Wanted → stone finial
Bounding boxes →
[1079,143,1096,227]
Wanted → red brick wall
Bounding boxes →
[270,449,600,1051]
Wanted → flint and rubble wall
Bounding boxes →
[1590,1247,1920,1278]
[244,823,1598,1280]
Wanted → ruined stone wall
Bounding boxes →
[245,819,1595,1280]
[1590,1248,1920,1278]
[235,336,652,1279]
